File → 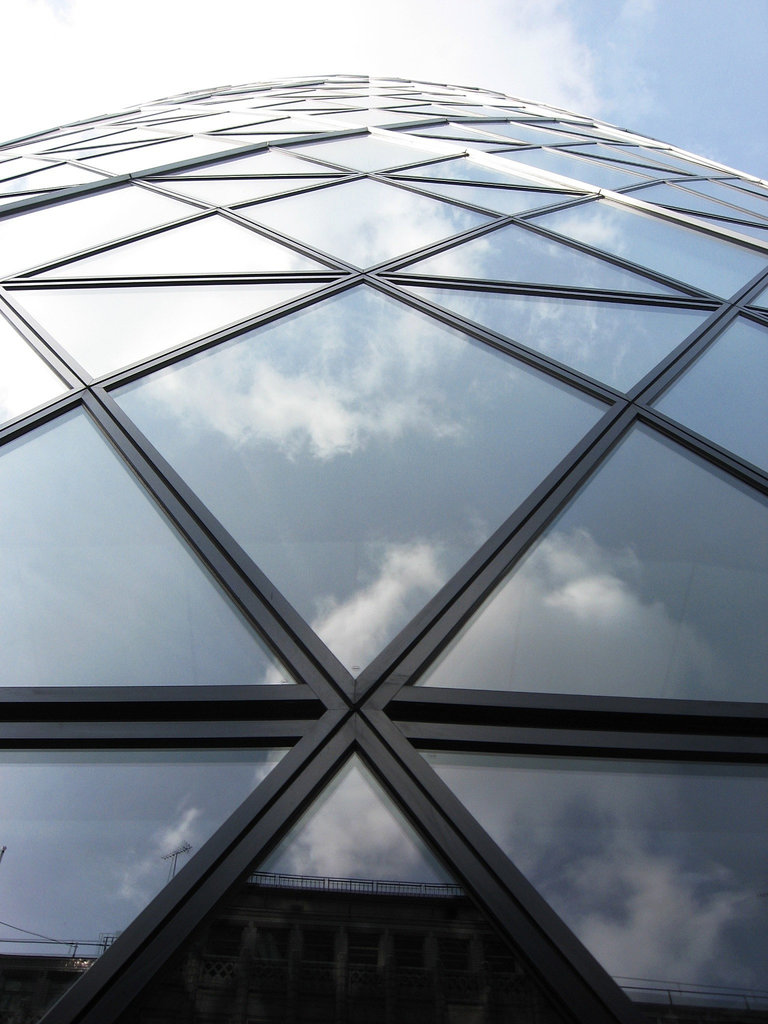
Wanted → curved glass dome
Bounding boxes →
[1,76,767,1024]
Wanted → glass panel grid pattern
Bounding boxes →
[1,75,767,1024]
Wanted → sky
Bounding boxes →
[1,0,766,179]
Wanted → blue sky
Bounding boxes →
[1,0,765,178]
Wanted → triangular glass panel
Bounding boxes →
[405,287,709,390]
[84,136,241,175]
[653,316,768,471]
[534,199,768,298]
[401,222,682,296]
[239,179,491,268]
[35,214,328,278]
[0,747,286,1021]
[115,285,607,675]
[286,134,457,171]
[424,750,768,1014]
[0,409,294,686]
[0,311,68,423]
[156,175,337,207]
[395,155,553,187]
[115,755,571,1024]
[12,281,324,377]
[403,181,574,217]
[176,148,327,176]
[0,185,194,277]
[419,423,768,701]
[477,148,650,191]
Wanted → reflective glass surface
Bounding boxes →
[535,199,768,297]
[178,148,324,176]
[397,156,557,187]
[119,755,569,1024]
[0,163,103,193]
[751,282,768,308]
[402,222,680,295]
[425,752,768,999]
[240,179,491,268]
[654,316,768,470]
[116,286,605,673]
[287,134,454,171]
[12,281,320,377]
[0,410,291,686]
[462,122,584,147]
[0,748,284,1018]
[420,424,768,700]
[156,175,336,207]
[0,185,194,276]
[493,148,649,190]
[38,214,327,278]
[0,311,67,422]
[403,182,572,216]
[685,178,768,219]
[406,288,709,389]
[85,136,239,174]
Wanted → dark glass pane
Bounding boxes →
[425,752,768,1008]
[118,756,570,1024]
[405,288,709,390]
[654,316,768,470]
[239,179,491,268]
[0,748,285,1022]
[12,281,322,377]
[535,200,768,297]
[0,312,67,422]
[0,186,193,276]
[0,410,292,686]
[116,286,605,673]
[402,222,681,296]
[419,424,768,700]
[38,214,327,278]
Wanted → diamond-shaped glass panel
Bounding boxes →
[0,410,293,686]
[115,286,606,673]
[419,424,768,701]
[403,181,573,216]
[653,316,768,470]
[287,134,456,171]
[238,179,491,268]
[395,156,555,187]
[12,281,322,377]
[36,214,328,278]
[401,222,682,295]
[156,175,336,207]
[535,199,768,297]
[405,288,709,390]
[494,148,650,190]
[425,751,768,1005]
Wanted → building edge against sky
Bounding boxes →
[0,76,767,1024]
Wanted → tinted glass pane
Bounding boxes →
[463,122,584,147]
[751,283,768,309]
[157,175,336,207]
[629,181,751,218]
[240,179,490,268]
[12,281,320,377]
[288,135,453,171]
[120,755,569,1024]
[116,286,605,673]
[0,312,67,422]
[0,748,284,1020]
[420,424,768,700]
[37,214,327,278]
[178,148,324,176]
[406,288,708,390]
[535,200,768,297]
[654,316,768,470]
[0,410,292,686]
[425,752,768,1003]
[685,179,768,219]
[494,148,649,190]
[0,186,193,276]
[402,222,681,296]
[404,182,572,216]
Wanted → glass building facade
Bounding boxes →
[0,75,767,1024]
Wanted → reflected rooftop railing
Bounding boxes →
[248,869,465,899]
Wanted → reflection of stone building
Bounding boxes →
[126,872,562,1024]
[0,955,93,1024]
